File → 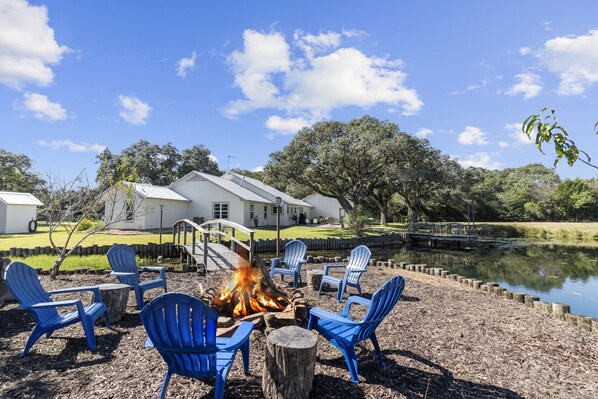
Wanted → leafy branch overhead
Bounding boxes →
[522,108,598,170]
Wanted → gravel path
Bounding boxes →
[1,264,597,398]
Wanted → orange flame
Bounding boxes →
[213,263,288,318]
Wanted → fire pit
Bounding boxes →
[199,260,308,336]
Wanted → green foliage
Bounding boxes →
[0,148,45,193]
[345,207,370,238]
[75,216,104,231]
[96,140,220,188]
[523,108,597,170]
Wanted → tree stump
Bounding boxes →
[91,283,130,324]
[262,326,317,399]
[306,270,324,291]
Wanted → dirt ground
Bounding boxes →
[1,264,597,399]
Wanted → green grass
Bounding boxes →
[1,223,374,251]
[10,254,166,270]
[476,222,598,241]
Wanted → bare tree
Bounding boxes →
[41,171,150,278]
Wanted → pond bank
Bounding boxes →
[1,265,597,398]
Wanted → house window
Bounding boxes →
[264,205,267,220]
[287,206,290,214]
[213,202,229,219]
[125,198,134,222]
[250,204,254,219]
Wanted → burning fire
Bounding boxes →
[213,264,288,318]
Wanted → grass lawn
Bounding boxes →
[0,223,368,251]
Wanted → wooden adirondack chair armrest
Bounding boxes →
[29,299,81,309]
[218,321,254,352]
[270,257,283,268]
[340,296,372,317]
[299,259,307,265]
[141,266,166,279]
[323,264,346,275]
[309,307,359,326]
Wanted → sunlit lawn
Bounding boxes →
[0,223,373,251]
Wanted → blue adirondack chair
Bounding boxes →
[3,261,110,357]
[319,245,372,302]
[107,244,167,310]
[309,275,405,383]
[269,240,308,288]
[141,293,253,399]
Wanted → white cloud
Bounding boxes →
[208,154,218,163]
[537,29,598,95]
[518,47,531,56]
[506,73,542,99]
[225,29,422,131]
[294,30,341,59]
[37,139,105,153]
[341,29,369,39]
[19,92,67,121]
[498,141,510,148]
[177,51,197,77]
[252,165,264,172]
[415,128,433,138]
[458,126,489,145]
[118,95,151,125]
[504,122,532,145]
[265,115,311,134]
[0,0,69,89]
[452,78,489,95]
[458,152,504,170]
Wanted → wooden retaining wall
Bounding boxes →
[253,233,406,253]
[1,243,181,259]
[1,232,407,259]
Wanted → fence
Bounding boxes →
[1,232,407,259]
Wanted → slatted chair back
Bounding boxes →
[346,245,371,285]
[140,293,219,378]
[4,262,58,326]
[283,240,307,270]
[355,275,405,342]
[107,244,141,287]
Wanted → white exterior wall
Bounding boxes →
[104,191,146,230]
[142,199,189,230]
[2,204,38,234]
[170,176,246,226]
[0,202,6,234]
[303,194,345,221]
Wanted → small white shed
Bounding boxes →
[0,192,44,234]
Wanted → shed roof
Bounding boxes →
[131,183,190,201]
[0,192,43,206]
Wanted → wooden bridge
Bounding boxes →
[173,219,255,272]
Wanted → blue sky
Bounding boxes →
[1,0,598,183]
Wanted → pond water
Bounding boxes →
[301,240,598,318]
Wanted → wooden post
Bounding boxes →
[524,294,539,308]
[551,303,570,320]
[306,270,324,291]
[263,326,317,399]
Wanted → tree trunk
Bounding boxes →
[262,326,317,399]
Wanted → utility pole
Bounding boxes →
[227,155,236,173]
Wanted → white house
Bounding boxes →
[169,172,274,227]
[103,183,190,230]
[0,192,43,234]
[221,172,313,226]
[303,193,347,222]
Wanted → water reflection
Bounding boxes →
[371,241,598,318]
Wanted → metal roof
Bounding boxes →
[131,183,190,201]
[170,172,272,203]
[0,192,43,206]
[225,172,313,207]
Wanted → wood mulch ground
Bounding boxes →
[1,264,597,399]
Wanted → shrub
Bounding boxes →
[346,208,370,237]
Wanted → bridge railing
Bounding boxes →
[199,219,255,265]
[172,219,210,267]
